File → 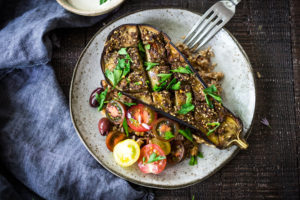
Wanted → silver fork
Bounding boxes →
[183,0,241,51]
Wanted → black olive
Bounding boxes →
[89,88,104,107]
[98,118,111,136]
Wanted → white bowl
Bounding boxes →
[56,0,125,16]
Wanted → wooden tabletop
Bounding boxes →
[51,0,300,199]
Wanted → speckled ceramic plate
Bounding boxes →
[70,8,256,189]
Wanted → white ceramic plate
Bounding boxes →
[70,8,256,189]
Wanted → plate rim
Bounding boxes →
[69,7,257,189]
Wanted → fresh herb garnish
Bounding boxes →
[147,152,166,163]
[153,81,167,92]
[145,44,151,50]
[123,118,129,137]
[142,157,146,164]
[134,81,141,85]
[197,152,204,158]
[203,85,222,108]
[166,78,177,90]
[95,88,108,111]
[171,81,181,90]
[179,128,193,142]
[118,48,127,55]
[123,102,136,107]
[164,131,174,140]
[129,118,139,125]
[138,41,145,52]
[158,73,172,83]
[100,0,107,5]
[145,62,159,71]
[206,122,220,136]
[118,92,122,98]
[178,92,195,114]
[189,156,197,166]
[171,65,193,74]
[105,69,122,87]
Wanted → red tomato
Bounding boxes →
[126,104,157,132]
[138,144,167,174]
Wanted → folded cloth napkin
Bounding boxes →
[0,0,154,199]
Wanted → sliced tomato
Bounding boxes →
[105,131,127,152]
[138,144,167,174]
[152,118,179,142]
[106,100,126,125]
[126,104,157,132]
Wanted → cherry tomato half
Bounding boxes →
[138,144,167,174]
[167,141,185,164]
[152,118,179,142]
[126,104,157,132]
[105,131,127,152]
[105,100,126,125]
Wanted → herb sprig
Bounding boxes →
[100,0,107,5]
[171,65,193,74]
[189,152,204,166]
[203,85,222,108]
[178,92,195,114]
[178,128,193,142]
[206,122,220,136]
[164,131,175,140]
[123,118,129,137]
[95,88,108,111]
[147,152,166,163]
[145,62,159,71]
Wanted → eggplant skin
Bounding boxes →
[101,24,247,149]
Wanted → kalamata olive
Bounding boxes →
[89,87,104,107]
[98,118,111,136]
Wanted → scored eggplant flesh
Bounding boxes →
[101,24,248,149]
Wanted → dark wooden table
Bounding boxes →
[51,0,300,199]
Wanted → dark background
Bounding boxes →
[50,0,299,199]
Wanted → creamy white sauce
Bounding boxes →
[68,0,112,11]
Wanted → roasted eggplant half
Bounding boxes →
[101,24,248,149]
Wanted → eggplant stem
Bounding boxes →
[233,138,248,149]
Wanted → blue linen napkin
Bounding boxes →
[0,0,154,199]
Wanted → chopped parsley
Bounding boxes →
[147,152,166,163]
[123,102,136,107]
[203,85,222,108]
[134,81,142,85]
[118,48,127,55]
[158,73,172,83]
[153,81,167,92]
[100,0,107,5]
[171,65,193,74]
[189,151,204,166]
[178,128,193,142]
[145,62,159,71]
[95,88,108,111]
[178,92,195,114]
[118,92,122,98]
[123,118,129,137]
[171,81,181,90]
[166,78,177,90]
[145,44,151,50]
[206,122,220,136]
[138,41,145,52]
[164,131,175,140]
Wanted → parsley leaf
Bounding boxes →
[123,102,136,107]
[118,92,122,98]
[178,92,194,114]
[203,85,222,108]
[206,122,220,136]
[118,48,127,55]
[142,157,146,164]
[145,44,151,50]
[122,62,130,78]
[134,81,141,85]
[166,78,177,90]
[197,152,204,158]
[153,81,167,92]
[171,81,181,90]
[179,128,193,142]
[147,152,166,163]
[95,88,108,111]
[100,0,107,5]
[158,73,172,83]
[189,156,197,166]
[105,69,122,87]
[138,41,145,52]
[123,118,129,137]
[164,131,174,140]
[145,62,159,71]
[171,65,193,74]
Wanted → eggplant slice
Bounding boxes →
[101,24,248,149]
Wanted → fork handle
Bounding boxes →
[229,0,241,5]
